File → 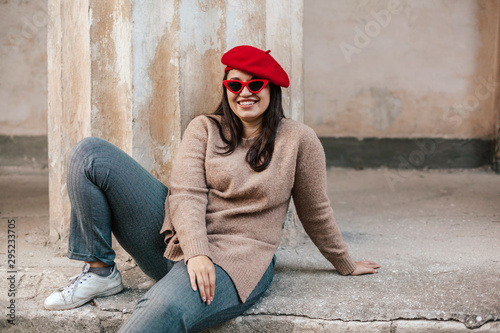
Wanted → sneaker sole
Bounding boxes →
[44,283,124,311]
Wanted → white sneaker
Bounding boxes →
[44,263,124,310]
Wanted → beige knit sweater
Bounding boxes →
[160,115,356,302]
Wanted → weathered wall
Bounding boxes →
[0,0,48,136]
[47,0,304,242]
[48,0,92,243]
[6,0,498,141]
[304,0,500,139]
[3,0,499,141]
[90,0,133,153]
[129,0,303,185]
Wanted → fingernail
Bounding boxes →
[207,300,211,305]
[202,297,206,302]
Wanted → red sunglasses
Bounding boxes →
[223,79,269,94]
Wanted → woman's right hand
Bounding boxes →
[186,255,216,305]
[350,261,381,275]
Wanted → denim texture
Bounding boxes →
[66,137,274,332]
[119,258,275,333]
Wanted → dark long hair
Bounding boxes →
[208,71,285,172]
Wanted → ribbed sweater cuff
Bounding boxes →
[182,239,212,262]
[333,256,357,275]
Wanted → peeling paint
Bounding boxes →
[48,0,92,243]
[89,0,132,152]
[110,3,131,88]
[131,0,180,180]
[180,0,225,55]
[46,0,305,241]
[225,0,265,48]
[179,0,226,132]
[142,1,181,185]
[266,0,294,117]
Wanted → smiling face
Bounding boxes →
[226,69,271,130]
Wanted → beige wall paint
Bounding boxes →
[0,0,48,136]
[2,0,498,140]
[46,0,305,241]
[90,0,133,153]
[304,0,500,139]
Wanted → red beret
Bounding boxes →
[221,45,289,88]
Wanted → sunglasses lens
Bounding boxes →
[248,81,265,92]
[226,81,243,93]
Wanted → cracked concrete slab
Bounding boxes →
[0,167,499,332]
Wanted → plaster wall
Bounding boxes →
[128,0,304,184]
[90,0,133,154]
[5,0,496,141]
[304,0,500,139]
[46,0,304,242]
[131,0,181,185]
[0,0,48,136]
[48,0,92,243]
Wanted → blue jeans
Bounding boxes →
[66,137,275,332]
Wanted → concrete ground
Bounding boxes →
[0,166,499,332]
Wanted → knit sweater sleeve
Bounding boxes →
[168,116,211,262]
[291,126,357,275]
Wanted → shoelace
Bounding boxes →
[57,263,91,300]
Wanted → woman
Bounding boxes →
[44,45,380,332]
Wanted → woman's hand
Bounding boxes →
[350,261,381,275]
[186,255,216,305]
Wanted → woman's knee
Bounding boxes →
[68,137,108,165]
[67,137,122,177]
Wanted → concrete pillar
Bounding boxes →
[89,0,133,152]
[48,0,92,244]
[48,0,304,244]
